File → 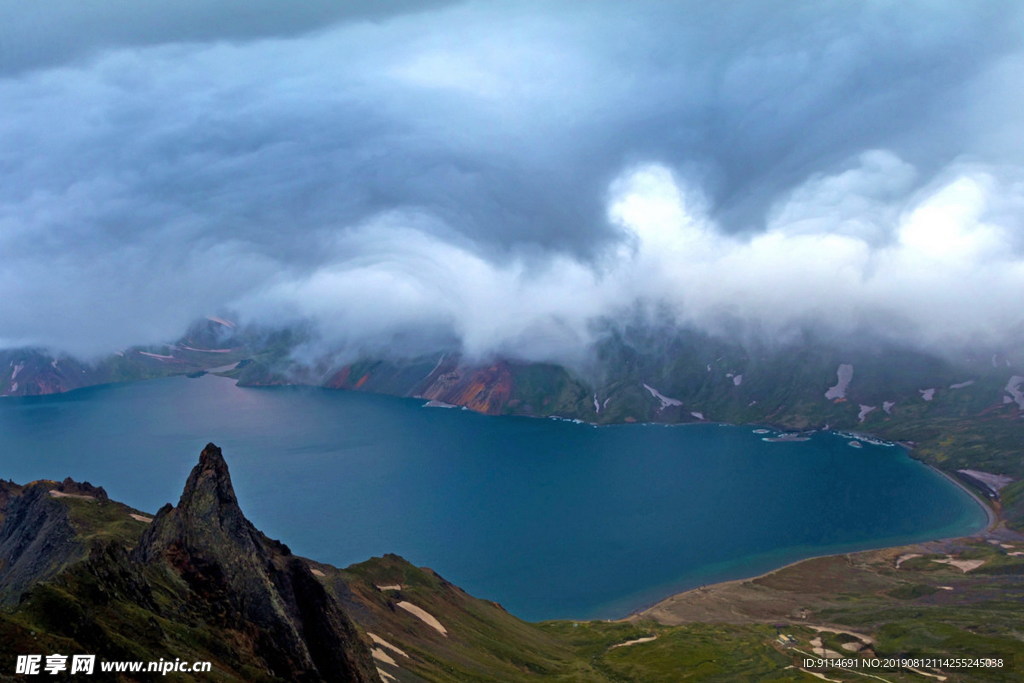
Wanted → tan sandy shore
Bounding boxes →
[629,462,1001,624]
[925,463,999,532]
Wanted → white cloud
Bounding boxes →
[1,1,1023,359]
[236,154,1024,364]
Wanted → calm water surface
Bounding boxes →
[0,375,986,620]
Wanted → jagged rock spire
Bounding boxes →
[135,443,378,682]
[181,443,236,508]
[137,442,265,563]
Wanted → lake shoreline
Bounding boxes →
[621,456,1000,624]
[924,462,999,532]
[554,408,1005,623]
[3,374,1002,624]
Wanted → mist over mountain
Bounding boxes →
[2,1,1023,362]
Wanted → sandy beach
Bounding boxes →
[627,453,1000,623]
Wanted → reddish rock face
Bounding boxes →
[1,353,90,397]
[324,366,372,390]
[325,365,353,389]
[418,362,514,415]
[324,357,516,415]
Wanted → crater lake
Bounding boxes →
[0,374,987,620]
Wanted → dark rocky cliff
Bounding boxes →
[0,482,84,607]
[136,443,378,682]
[0,445,379,682]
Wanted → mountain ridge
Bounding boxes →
[0,444,379,681]
[3,321,1022,528]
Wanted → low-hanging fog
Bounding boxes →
[2,0,1023,363]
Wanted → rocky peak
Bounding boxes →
[135,444,378,682]
[176,443,248,531]
[185,443,234,504]
[55,477,108,501]
[138,443,264,563]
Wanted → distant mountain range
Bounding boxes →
[2,319,1022,526]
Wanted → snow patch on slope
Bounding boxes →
[1005,376,1024,409]
[825,364,853,400]
[643,383,682,408]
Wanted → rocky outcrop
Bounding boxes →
[416,361,515,414]
[0,446,622,681]
[135,443,379,682]
[0,482,84,606]
[53,477,109,500]
[0,479,23,522]
[0,445,379,681]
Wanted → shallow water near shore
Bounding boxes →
[0,375,987,621]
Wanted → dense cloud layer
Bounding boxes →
[2,1,1023,360]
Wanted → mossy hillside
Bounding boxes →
[59,496,150,547]
[321,554,828,681]
[337,554,601,681]
[539,620,819,682]
[641,538,1024,682]
[504,362,591,417]
[5,514,815,682]
[596,624,804,682]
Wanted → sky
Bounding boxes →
[2,0,1023,362]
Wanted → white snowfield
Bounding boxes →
[1005,376,1024,409]
[857,405,876,422]
[369,634,409,659]
[642,383,682,408]
[396,601,448,636]
[139,351,175,361]
[824,364,853,400]
[919,388,935,401]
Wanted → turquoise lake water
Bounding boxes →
[0,374,987,620]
